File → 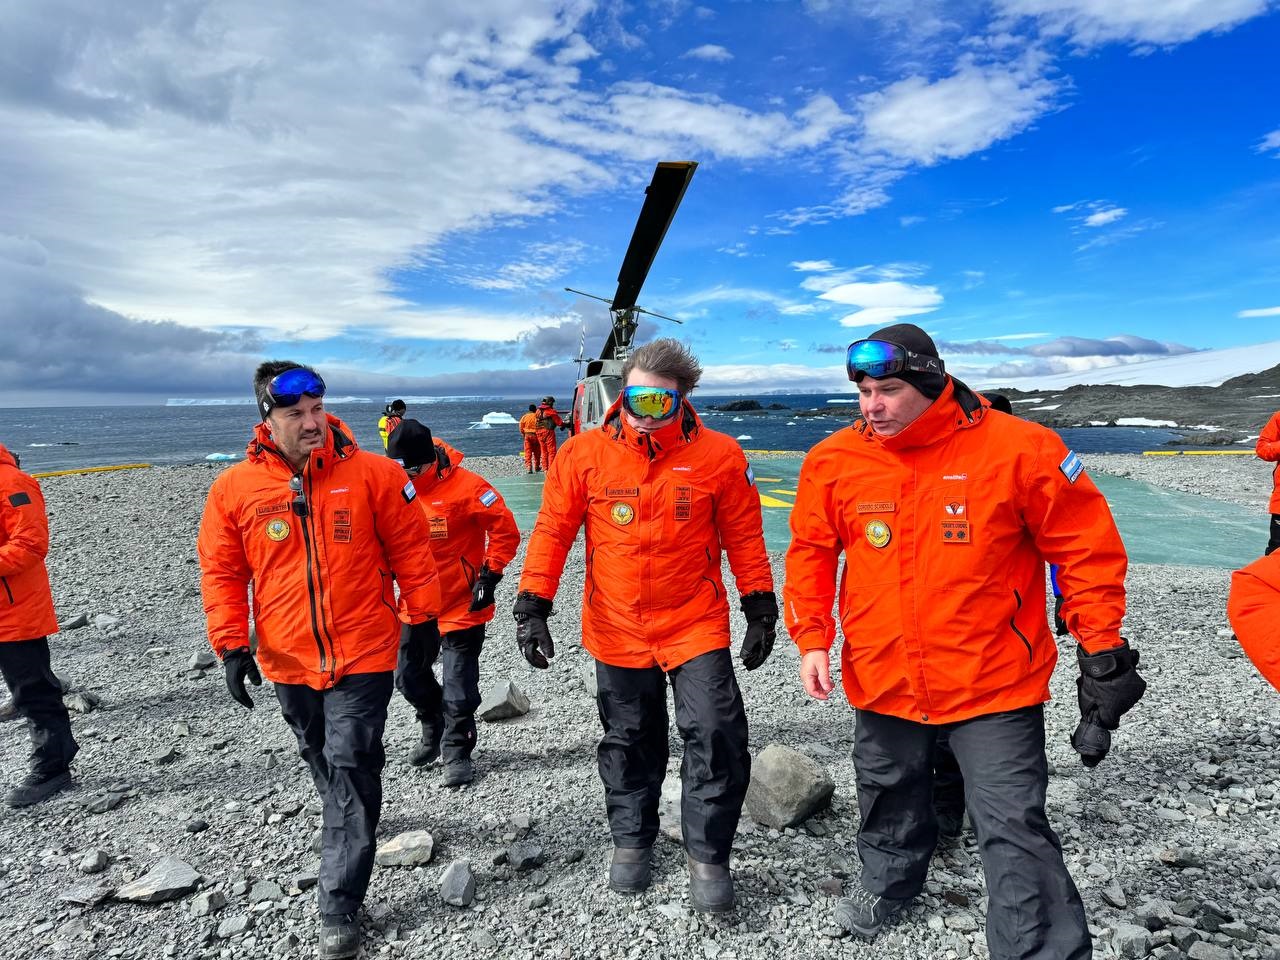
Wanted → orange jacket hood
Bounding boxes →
[1228,551,1280,692]
[784,381,1128,724]
[0,446,59,642]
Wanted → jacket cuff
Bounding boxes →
[739,590,779,621]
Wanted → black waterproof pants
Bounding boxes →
[275,671,393,919]
[1266,513,1280,556]
[931,730,964,819]
[0,637,77,776]
[595,647,750,865]
[855,705,1090,960]
[395,623,484,762]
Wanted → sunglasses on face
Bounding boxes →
[260,368,327,418]
[845,339,944,381]
[622,385,680,421]
[289,474,308,518]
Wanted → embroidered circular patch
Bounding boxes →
[610,502,636,525]
[864,519,891,549]
[265,518,291,541]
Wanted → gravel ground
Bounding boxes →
[1087,453,1274,511]
[1,456,1278,960]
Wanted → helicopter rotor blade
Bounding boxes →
[632,305,683,324]
[610,161,697,315]
[564,287,614,306]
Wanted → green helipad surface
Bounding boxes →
[490,459,1265,569]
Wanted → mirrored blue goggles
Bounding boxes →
[261,368,326,417]
[846,339,944,381]
[622,385,680,421]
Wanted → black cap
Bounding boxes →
[985,393,1013,414]
[386,419,436,469]
[867,322,948,400]
[541,396,555,406]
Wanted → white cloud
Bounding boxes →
[818,280,944,327]
[791,260,836,272]
[682,44,733,62]
[856,55,1059,165]
[717,242,751,257]
[1083,206,1127,227]
[1257,129,1280,156]
[899,215,926,227]
[996,0,1271,47]
[700,361,847,393]
[1239,306,1280,318]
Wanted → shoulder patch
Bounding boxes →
[479,488,498,507]
[745,465,755,487]
[1059,450,1084,485]
[401,480,417,503]
[7,492,32,507]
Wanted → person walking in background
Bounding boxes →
[535,395,568,468]
[1256,408,1280,555]
[0,443,78,808]
[514,338,777,914]
[518,403,542,473]
[198,363,442,960]
[1229,550,1280,691]
[377,399,406,450]
[386,419,520,786]
[785,324,1141,959]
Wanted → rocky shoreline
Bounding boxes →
[0,455,1277,960]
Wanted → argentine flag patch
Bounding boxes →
[1059,451,1084,485]
[479,488,498,507]
[401,480,417,503]
[745,464,755,487]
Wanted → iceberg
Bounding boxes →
[205,453,238,462]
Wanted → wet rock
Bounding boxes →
[114,856,201,904]
[440,860,476,907]
[184,818,209,834]
[1112,923,1152,958]
[478,679,530,721]
[79,849,110,874]
[745,743,835,828]
[506,842,544,871]
[191,890,227,917]
[375,830,435,867]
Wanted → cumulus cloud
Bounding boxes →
[995,0,1270,47]
[791,260,836,272]
[818,280,944,328]
[682,44,733,61]
[1082,206,1127,227]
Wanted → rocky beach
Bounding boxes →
[1,453,1278,960]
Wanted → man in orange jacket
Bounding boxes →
[198,363,442,960]
[0,444,78,808]
[534,395,567,468]
[1256,409,1280,555]
[518,404,542,473]
[1229,551,1280,691]
[784,324,1140,959]
[386,420,520,785]
[515,338,777,914]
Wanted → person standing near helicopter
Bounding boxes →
[535,396,568,468]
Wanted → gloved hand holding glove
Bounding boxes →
[405,619,442,671]
[223,647,262,710]
[469,565,503,612]
[514,592,555,669]
[739,591,779,671]
[1071,640,1146,767]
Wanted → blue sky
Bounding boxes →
[1,1,1278,403]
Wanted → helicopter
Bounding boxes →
[564,160,697,434]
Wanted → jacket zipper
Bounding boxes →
[303,469,338,682]
[294,470,329,676]
[586,548,597,606]
[1009,589,1033,662]
[377,570,399,617]
[460,555,477,590]
[700,547,721,600]
[1,576,12,605]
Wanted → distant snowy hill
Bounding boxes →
[977,340,1280,390]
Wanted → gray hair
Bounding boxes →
[622,338,702,395]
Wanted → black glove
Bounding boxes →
[1053,596,1069,636]
[739,591,779,671]
[1072,640,1146,766]
[469,565,503,612]
[559,423,570,432]
[405,619,441,671]
[223,647,261,710]
[513,592,554,669]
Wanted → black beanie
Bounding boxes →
[866,322,948,400]
[386,419,437,469]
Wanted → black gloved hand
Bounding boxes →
[559,423,570,432]
[469,565,503,612]
[405,619,442,671]
[739,591,779,671]
[1072,640,1146,766]
[513,592,555,669]
[1053,596,1069,636]
[223,647,261,710]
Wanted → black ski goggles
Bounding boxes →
[260,368,326,418]
[622,385,680,422]
[846,339,944,381]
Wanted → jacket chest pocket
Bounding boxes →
[321,495,357,546]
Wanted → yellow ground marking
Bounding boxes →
[770,488,796,496]
[759,493,794,508]
[1142,450,1253,456]
[753,477,783,483]
[33,463,152,478]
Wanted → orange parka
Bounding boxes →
[1228,551,1280,692]
[519,412,539,437]
[399,442,520,633]
[1257,410,1280,513]
[520,400,773,670]
[784,380,1128,725]
[0,444,59,643]
[198,415,442,690]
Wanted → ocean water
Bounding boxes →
[0,394,1183,474]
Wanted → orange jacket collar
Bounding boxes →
[0,444,15,469]
[604,398,702,458]
[245,413,358,470]
[406,438,465,495]
[873,378,985,453]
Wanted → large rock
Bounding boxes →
[478,680,530,721]
[79,849,110,874]
[59,880,114,908]
[375,831,435,867]
[114,856,201,903]
[1112,923,1152,959]
[440,860,476,907]
[745,744,835,828]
